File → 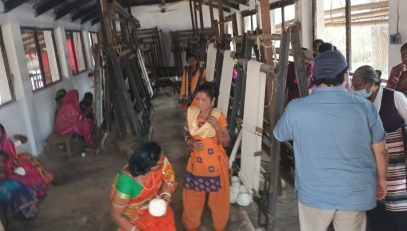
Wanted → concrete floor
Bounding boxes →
[7,89,300,231]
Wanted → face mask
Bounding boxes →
[354,89,371,99]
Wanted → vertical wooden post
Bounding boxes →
[345,0,351,69]
[193,0,199,34]
[209,0,215,29]
[218,0,224,37]
[189,0,196,33]
[260,0,272,53]
[199,0,204,31]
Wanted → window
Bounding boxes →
[319,0,389,77]
[242,11,258,33]
[21,28,61,91]
[0,28,13,105]
[88,32,99,66]
[272,4,296,34]
[66,31,87,75]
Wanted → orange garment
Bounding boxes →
[182,106,230,231]
[111,157,177,231]
[179,68,206,108]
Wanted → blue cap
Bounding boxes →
[314,51,348,80]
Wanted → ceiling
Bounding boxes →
[2,0,249,25]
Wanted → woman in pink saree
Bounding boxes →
[0,123,53,198]
[54,89,94,145]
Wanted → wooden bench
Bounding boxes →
[44,133,72,159]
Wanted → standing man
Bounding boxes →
[273,51,388,231]
[179,53,206,108]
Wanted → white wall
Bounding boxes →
[0,4,98,155]
[131,2,220,66]
[388,0,406,70]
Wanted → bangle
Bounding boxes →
[160,192,171,198]
[184,136,191,144]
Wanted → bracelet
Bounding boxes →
[160,192,171,198]
[130,226,136,231]
[184,136,191,144]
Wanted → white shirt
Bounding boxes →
[373,87,407,124]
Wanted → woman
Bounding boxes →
[352,65,407,231]
[183,82,231,231]
[387,43,407,95]
[110,142,177,231]
[54,89,94,145]
[179,53,206,108]
[0,123,53,198]
[0,151,38,220]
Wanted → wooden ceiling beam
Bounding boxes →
[3,0,30,12]
[55,0,95,20]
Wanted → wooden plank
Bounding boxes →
[268,29,290,214]
[260,0,271,34]
[290,26,309,97]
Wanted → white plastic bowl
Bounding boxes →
[148,198,167,217]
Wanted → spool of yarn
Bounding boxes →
[237,193,251,206]
[148,198,167,217]
[231,176,240,183]
[230,190,238,204]
[239,185,249,194]
[231,183,240,194]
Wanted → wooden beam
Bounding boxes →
[345,0,351,68]
[325,1,388,15]
[199,0,204,30]
[71,4,98,22]
[81,10,99,24]
[260,0,271,34]
[189,0,196,33]
[218,0,224,36]
[3,0,30,12]
[269,0,296,10]
[55,0,94,20]
[214,0,239,10]
[34,0,61,17]
[208,0,215,28]
[203,2,231,13]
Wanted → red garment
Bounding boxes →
[54,90,94,145]
[0,129,53,197]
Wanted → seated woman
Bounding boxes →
[54,90,94,145]
[110,142,177,231]
[0,151,38,220]
[352,65,407,231]
[0,124,53,198]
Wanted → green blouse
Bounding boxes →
[116,173,143,199]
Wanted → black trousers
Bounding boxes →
[367,202,407,231]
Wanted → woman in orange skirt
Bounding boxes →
[183,82,231,231]
[110,142,177,231]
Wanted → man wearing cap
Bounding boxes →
[273,51,388,231]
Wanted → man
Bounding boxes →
[179,53,206,108]
[313,39,324,57]
[273,51,388,231]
